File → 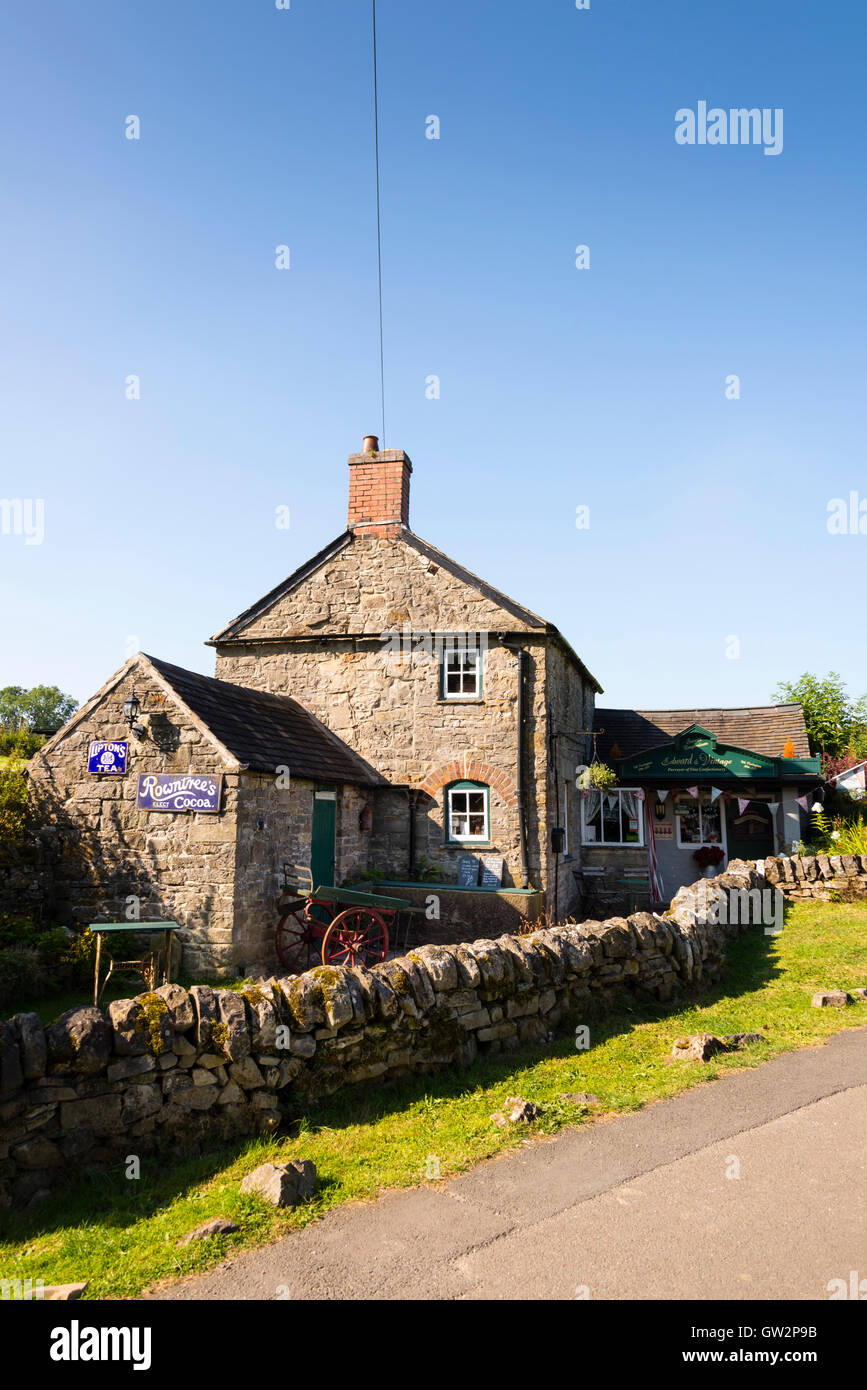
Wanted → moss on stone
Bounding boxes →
[134,993,169,1055]
[210,1020,230,1057]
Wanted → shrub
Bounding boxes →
[0,947,52,1010]
[0,915,100,1011]
[0,767,28,843]
[808,811,867,857]
[0,728,43,759]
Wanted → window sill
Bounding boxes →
[437,698,485,706]
[581,842,645,850]
[443,841,494,850]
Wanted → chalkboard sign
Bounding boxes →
[480,855,504,888]
[457,855,479,887]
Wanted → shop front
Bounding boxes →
[611,723,821,900]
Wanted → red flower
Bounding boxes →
[693,845,725,868]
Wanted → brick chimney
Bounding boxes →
[347,437,412,538]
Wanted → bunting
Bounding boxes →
[652,789,791,818]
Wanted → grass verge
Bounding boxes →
[1,898,865,1299]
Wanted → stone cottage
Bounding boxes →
[27,441,604,975]
[26,438,821,976]
[208,442,602,930]
[28,654,384,977]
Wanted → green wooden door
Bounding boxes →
[725,802,775,862]
[310,788,337,890]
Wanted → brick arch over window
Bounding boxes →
[420,757,518,808]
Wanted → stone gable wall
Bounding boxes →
[216,534,543,642]
[2,856,830,1211]
[26,668,240,978]
[214,532,583,901]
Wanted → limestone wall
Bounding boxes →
[216,634,543,890]
[544,640,594,917]
[26,668,240,980]
[763,852,867,901]
[0,858,792,1210]
[0,840,55,925]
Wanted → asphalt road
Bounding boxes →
[152,1027,867,1301]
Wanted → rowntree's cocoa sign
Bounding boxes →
[136,773,223,813]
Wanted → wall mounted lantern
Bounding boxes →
[122,690,147,739]
[654,800,667,820]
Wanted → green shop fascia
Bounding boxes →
[612,725,821,876]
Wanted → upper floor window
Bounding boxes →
[446,781,489,842]
[442,647,482,700]
[581,788,644,846]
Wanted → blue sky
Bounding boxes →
[2,0,865,712]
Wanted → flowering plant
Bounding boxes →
[692,844,725,868]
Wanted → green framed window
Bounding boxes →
[441,646,482,700]
[446,780,490,842]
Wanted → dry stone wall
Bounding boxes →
[763,852,867,902]
[3,856,863,1209]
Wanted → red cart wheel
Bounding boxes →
[275,907,318,974]
[321,908,389,968]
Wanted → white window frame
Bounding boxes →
[674,795,728,852]
[446,783,490,842]
[442,646,482,700]
[580,787,645,847]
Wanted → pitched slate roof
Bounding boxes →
[145,655,384,786]
[207,527,603,693]
[593,704,812,762]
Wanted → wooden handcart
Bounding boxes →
[275,864,411,972]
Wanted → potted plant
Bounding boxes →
[578,762,618,791]
[693,844,725,878]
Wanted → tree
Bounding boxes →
[0,687,26,729]
[772,671,867,758]
[0,685,77,733]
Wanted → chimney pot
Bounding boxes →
[362,435,379,454]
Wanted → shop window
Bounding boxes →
[675,795,723,848]
[442,647,482,699]
[581,789,644,846]
[446,781,489,842]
